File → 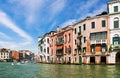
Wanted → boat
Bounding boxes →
[20,61,25,64]
[11,63,14,65]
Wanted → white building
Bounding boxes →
[0,48,11,61]
[38,34,51,63]
[108,0,120,64]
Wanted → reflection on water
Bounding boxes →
[0,63,120,78]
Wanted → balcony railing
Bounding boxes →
[77,42,82,47]
[56,41,64,46]
[77,32,82,39]
[90,39,107,44]
[78,32,81,35]
[56,53,63,56]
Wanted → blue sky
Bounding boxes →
[0,0,109,54]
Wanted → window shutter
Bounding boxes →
[112,37,114,45]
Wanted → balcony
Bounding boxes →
[77,32,82,39]
[110,44,120,51]
[77,42,82,47]
[56,41,64,46]
[56,52,63,56]
[77,35,82,39]
[78,32,81,35]
[90,39,107,44]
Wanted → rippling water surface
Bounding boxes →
[0,62,120,78]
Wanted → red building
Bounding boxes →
[11,50,19,61]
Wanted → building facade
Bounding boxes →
[11,50,19,62]
[38,0,120,64]
[19,50,34,62]
[38,33,51,63]
[108,0,120,64]
[49,26,74,64]
[0,48,11,62]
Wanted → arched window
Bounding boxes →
[114,17,119,28]
[68,45,71,54]
[113,34,119,45]
[65,46,67,53]
[64,35,67,43]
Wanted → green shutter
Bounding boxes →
[119,37,120,44]
[112,37,114,45]
[102,20,106,27]
[114,21,119,28]
[114,6,118,12]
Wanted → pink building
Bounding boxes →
[50,26,74,64]
[73,13,110,64]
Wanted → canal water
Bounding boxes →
[0,63,120,78]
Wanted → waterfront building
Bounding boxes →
[38,0,120,64]
[38,37,44,62]
[38,33,51,63]
[49,26,74,64]
[0,48,11,62]
[19,50,34,62]
[49,31,57,63]
[63,26,73,64]
[108,0,120,64]
[73,13,110,64]
[11,50,19,62]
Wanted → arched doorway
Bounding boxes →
[101,56,106,64]
[79,56,82,64]
[90,56,95,64]
[116,52,120,64]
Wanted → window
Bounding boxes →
[83,24,86,30]
[79,26,81,33]
[114,18,119,28]
[114,6,118,12]
[52,39,53,46]
[91,46,95,52]
[44,49,46,52]
[74,28,77,34]
[113,37,119,45]
[40,46,43,52]
[68,33,71,42]
[102,20,106,27]
[65,35,67,43]
[84,37,86,43]
[75,40,77,45]
[83,47,86,53]
[91,22,95,29]
[68,45,71,54]
[47,47,49,54]
[65,46,67,53]
[47,38,49,43]
[75,57,77,62]
[90,32,107,40]
[48,56,50,61]
[51,49,53,55]
[101,45,107,52]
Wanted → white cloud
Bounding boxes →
[49,21,57,31]
[61,19,77,27]
[0,32,11,40]
[77,0,99,14]
[79,4,107,20]
[19,0,44,25]
[0,41,18,49]
[0,11,33,49]
[9,0,45,26]
[0,11,33,46]
[50,0,66,16]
